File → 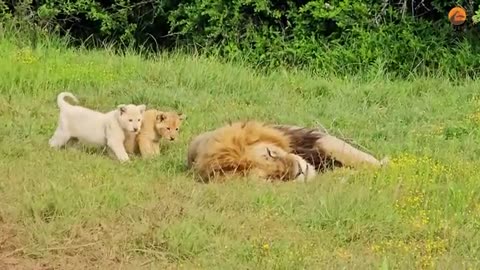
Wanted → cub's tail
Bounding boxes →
[56,92,79,110]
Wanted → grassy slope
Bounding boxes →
[0,33,480,269]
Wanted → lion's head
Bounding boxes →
[188,121,318,183]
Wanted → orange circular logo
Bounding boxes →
[448,6,467,25]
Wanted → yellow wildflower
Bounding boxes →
[467,111,480,124]
[336,248,352,260]
[14,47,38,64]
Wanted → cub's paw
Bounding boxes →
[380,156,390,167]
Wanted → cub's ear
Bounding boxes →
[178,113,186,121]
[156,112,167,122]
[117,104,126,115]
[137,104,146,114]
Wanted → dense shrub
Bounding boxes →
[1,0,480,77]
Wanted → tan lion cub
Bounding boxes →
[125,109,185,158]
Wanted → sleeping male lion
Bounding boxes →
[186,120,387,182]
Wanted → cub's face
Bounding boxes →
[154,112,186,141]
[253,145,317,182]
[118,104,146,133]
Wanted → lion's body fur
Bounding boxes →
[270,125,341,171]
[271,124,386,169]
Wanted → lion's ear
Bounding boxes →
[156,112,167,122]
[137,104,146,114]
[178,113,186,121]
[117,104,126,115]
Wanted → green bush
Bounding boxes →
[2,0,480,77]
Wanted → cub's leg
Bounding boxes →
[137,136,156,158]
[49,117,71,148]
[315,135,384,168]
[108,139,130,162]
[106,131,130,162]
[124,133,137,155]
[151,142,160,155]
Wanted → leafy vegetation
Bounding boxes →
[2,0,480,77]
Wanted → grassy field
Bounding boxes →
[1,31,480,269]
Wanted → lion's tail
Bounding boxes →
[56,92,79,110]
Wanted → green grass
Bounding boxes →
[1,30,480,269]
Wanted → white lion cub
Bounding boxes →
[49,92,146,162]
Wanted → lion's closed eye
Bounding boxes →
[266,147,278,158]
